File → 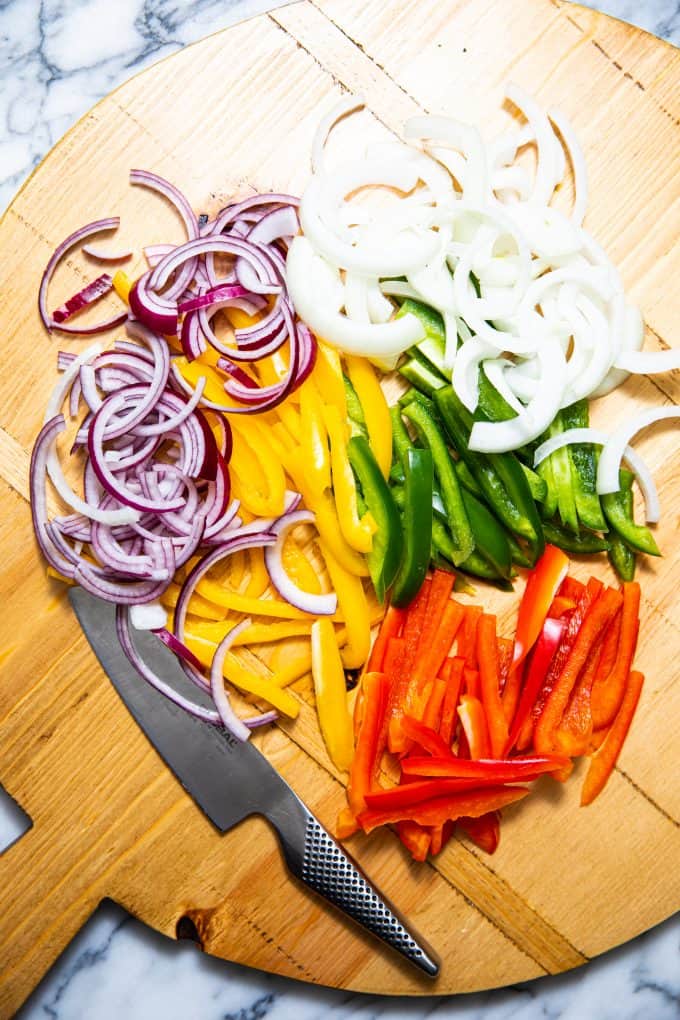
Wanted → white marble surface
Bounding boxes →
[1,0,679,1016]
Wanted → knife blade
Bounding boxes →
[70,588,440,978]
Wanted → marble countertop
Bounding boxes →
[1,0,678,1017]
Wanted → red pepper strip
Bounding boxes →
[401,715,455,758]
[387,579,432,752]
[520,577,604,749]
[423,677,447,730]
[501,659,524,726]
[401,754,569,780]
[367,605,406,672]
[383,636,406,676]
[477,614,509,757]
[534,586,623,754]
[438,657,454,683]
[457,695,491,759]
[457,605,483,667]
[459,811,500,854]
[344,671,391,830]
[430,819,455,856]
[581,670,644,805]
[590,582,641,730]
[548,595,576,619]
[397,820,431,861]
[512,544,569,670]
[440,658,465,746]
[592,608,622,685]
[358,786,529,832]
[497,637,513,692]
[366,777,518,810]
[554,637,604,757]
[560,575,586,600]
[464,667,480,698]
[506,617,566,753]
[411,570,455,685]
[413,600,465,690]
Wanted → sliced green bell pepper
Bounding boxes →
[391,447,434,607]
[459,486,513,580]
[560,400,608,532]
[601,469,660,557]
[541,520,610,554]
[347,435,403,603]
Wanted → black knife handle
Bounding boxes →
[266,793,440,978]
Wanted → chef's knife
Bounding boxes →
[70,588,440,978]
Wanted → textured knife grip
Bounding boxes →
[299,815,439,976]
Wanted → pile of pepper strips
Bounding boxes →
[338,545,644,860]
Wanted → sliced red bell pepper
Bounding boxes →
[401,754,570,780]
[506,617,565,753]
[534,586,623,754]
[477,614,509,758]
[459,811,500,854]
[344,671,391,828]
[401,715,455,758]
[366,777,517,810]
[457,694,491,758]
[357,785,529,832]
[397,820,431,861]
[548,595,576,619]
[497,637,514,692]
[412,598,465,688]
[383,636,406,677]
[559,575,586,601]
[457,605,483,667]
[387,579,431,752]
[438,657,454,682]
[512,544,569,670]
[440,658,465,746]
[367,605,406,672]
[519,577,603,749]
[429,820,454,856]
[554,636,603,757]
[423,677,447,730]
[464,667,480,699]
[581,670,644,805]
[411,570,455,682]
[592,607,622,686]
[590,582,641,730]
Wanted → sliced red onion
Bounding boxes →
[82,244,133,262]
[153,627,205,672]
[130,169,199,300]
[210,620,252,740]
[178,283,249,315]
[52,274,114,324]
[129,271,178,335]
[265,510,337,616]
[150,235,281,296]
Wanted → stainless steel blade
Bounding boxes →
[69,587,289,832]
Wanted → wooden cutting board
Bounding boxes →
[0,0,678,1013]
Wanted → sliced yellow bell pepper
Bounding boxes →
[188,619,314,645]
[311,618,354,771]
[195,582,344,621]
[112,270,132,304]
[314,340,347,417]
[184,635,299,718]
[276,400,302,441]
[320,541,371,670]
[282,534,323,595]
[271,651,314,688]
[299,379,331,493]
[160,582,226,621]
[244,546,269,598]
[283,447,369,577]
[229,417,286,517]
[323,404,376,554]
[345,354,392,480]
[175,356,234,407]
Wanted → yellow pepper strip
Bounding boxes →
[175,356,236,406]
[47,566,74,585]
[229,418,286,517]
[160,582,226,621]
[299,379,331,493]
[244,546,269,599]
[345,354,393,480]
[112,270,132,303]
[271,651,314,688]
[283,447,369,577]
[184,636,299,718]
[320,541,371,670]
[314,340,347,417]
[188,619,314,644]
[323,404,377,554]
[282,534,323,595]
[224,306,261,330]
[311,619,354,771]
[195,582,344,621]
[276,402,302,443]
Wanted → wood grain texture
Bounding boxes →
[0,0,678,1012]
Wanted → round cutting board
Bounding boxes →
[0,0,678,1012]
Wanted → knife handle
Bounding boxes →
[269,797,440,978]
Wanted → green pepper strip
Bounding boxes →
[348,436,404,603]
[601,469,660,557]
[459,487,513,579]
[391,447,434,608]
[607,476,636,580]
[521,462,548,504]
[397,298,448,376]
[544,411,579,533]
[453,461,531,566]
[342,375,368,438]
[402,399,475,566]
[431,519,513,590]
[390,405,413,470]
[399,357,446,397]
[434,387,544,562]
[537,456,559,518]
[560,400,608,532]
[541,520,611,554]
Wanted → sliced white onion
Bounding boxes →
[452,337,497,412]
[597,408,680,496]
[548,107,588,226]
[311,93,365,174]
[264,509,338,616]
[483,359,525,414]
[131,601,168,630]
[614,347,680,374]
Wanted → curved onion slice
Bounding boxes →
[210,620,252,741]
[533,426,661,523]
[264,510,338,616]
[312,94,366,174]
[597,407,680,497]
[614,348,680,374]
